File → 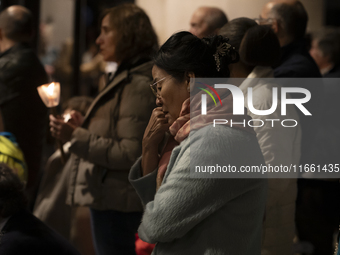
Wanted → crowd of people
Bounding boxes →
[0,1,339,255]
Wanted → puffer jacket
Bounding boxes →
[66,59,155,212]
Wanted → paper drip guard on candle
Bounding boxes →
[37,82,60,107]
[37,82,66,164]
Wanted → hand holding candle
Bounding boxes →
[37,82,66,163]
[49,115,76,143]
[63,110,84,127]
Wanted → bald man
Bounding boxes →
[0,6,48,206]
[189,6,228,38]
[259,0,321,78]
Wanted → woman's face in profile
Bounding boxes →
[152,65,190,125]
[96,14,117,62]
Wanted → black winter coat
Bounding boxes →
[0,43,48,189]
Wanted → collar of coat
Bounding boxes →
[82,60,153,125]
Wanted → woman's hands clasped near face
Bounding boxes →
[141,66,191,178]
[141,107,171,177]
[143,107,171,149]
[49,110,84,143]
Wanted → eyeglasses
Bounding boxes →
[150,75,170,97]
[254,17,274,25]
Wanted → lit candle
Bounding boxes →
[37,82,65,164]
[37,82,60,108]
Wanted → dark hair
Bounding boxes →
[100,4,158,63]
[0,164,27,218]
[314,28,340,66]
[219,18,257,52]
[219,17,280,67]
[0,6,33,43]
[240,25,280,66]
[154,31,239,81]
[62,96,93,116]
[271,1,308,40]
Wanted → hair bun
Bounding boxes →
[201,35,227,49]
[202,35,239,72]
[154,31,238,79]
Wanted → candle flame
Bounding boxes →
[37,82,60,107]
[47,82,55,97]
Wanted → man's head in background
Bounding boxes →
[189,6,228,38]
[309,29,340,75]
[0,5,33,52]
[0,163,27,220]
[260,0,308,47]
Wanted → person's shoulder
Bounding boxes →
[193,124,255,139]
[275,52,321,78]
[0,45,45,81]
[130,61,153,84]
[127,61,153,94]
[129,71,152,88]
[3,210,51,236]
[0,211,44,246]
[176,125,266,180]
[182,125,258,154]
[1,211,80,255]
[15,48,44,69]
[131,60,153,74]
[324,65,340,78]
[250,79,276,98]
[2,45,38,63]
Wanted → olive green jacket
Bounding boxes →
[66,60,155,211]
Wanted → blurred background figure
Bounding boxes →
[49,4,157,255]
[297,27,340,255]
[52,38,79,100]
[53,39,108,99]
[259,0,321,78]
[80,47,108,95]
[0,5,48,208]
[38,16,59,78]
[260,1,340,254]
[309,28,340,77]
[189,6,228,38]
[0,163,81,255]
[0,132,28,184]
[259,2,327,254]
[34,96,95,255]
[220,18,301,255]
